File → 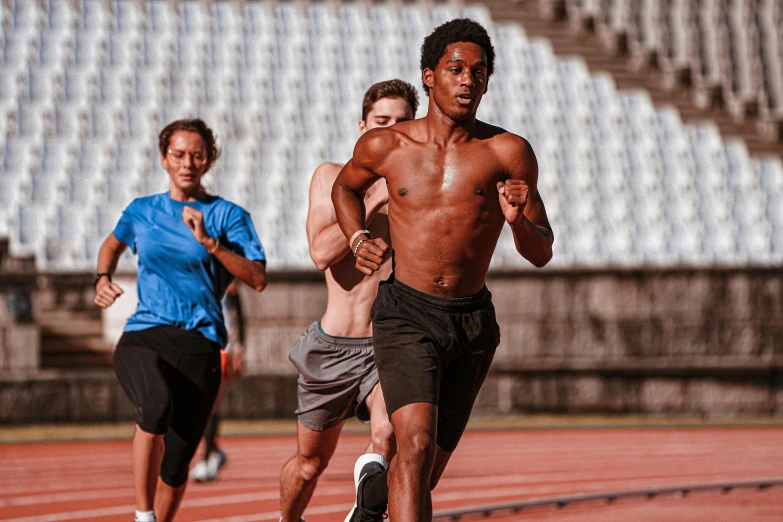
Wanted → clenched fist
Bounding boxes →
[182,206,215,250]
[354,237,391,276]
[94,278,124,309]
[497,179,529,224]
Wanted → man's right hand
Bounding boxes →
[94,279,124,309]
[354,237,391,276]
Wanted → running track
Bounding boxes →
[1,427,782,521]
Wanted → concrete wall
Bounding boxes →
[487,270,782,371]
[0,371,297,424]
[0,268,780,424]
[239,269,782,372]
[0,275,40,373]
[235,269,783,417]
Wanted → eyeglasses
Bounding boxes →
[167,149,207,167]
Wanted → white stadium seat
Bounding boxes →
[0,1,781,271]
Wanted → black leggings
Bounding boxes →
[114,326,222,487]
[203,413,221,458]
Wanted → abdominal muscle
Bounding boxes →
[389,208,502,298]
[392,252,492,298]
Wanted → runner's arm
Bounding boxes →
[308,163,388,271]
[504,138,554,267]
[94,233,127,308]
[331,130,390,252]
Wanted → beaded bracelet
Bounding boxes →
[349,229,371,247]
[354,238,370,257]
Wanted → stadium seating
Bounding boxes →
[0,0,780,272]
[565,0,783,128]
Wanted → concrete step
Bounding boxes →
[41,335,114,368]
[38,317,103,337]
[42,334,113,354]
[36,305,100,319]
[35,302,111,369]
[40,351,114,368]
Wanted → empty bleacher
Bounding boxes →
[551,0,783,129]
[0,0,780,274]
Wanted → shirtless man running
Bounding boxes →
[279,79,419,522]
[333,19,554,522]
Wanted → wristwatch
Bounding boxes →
[94,273,112,287]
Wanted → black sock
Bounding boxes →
[362,468,389,511]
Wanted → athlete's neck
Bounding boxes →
[425,101,477,146]
[169,185,207,202]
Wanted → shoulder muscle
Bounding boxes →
[353,128,401,171]
[311,162,343,189]
[499,133,537,183]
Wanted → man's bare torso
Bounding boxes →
[311,163,391,337]
[369,119,526,297]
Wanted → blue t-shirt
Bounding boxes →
[113,193,265,347]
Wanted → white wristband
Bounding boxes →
[349,229,371,248]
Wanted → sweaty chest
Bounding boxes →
[388,149,501,206]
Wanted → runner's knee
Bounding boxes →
[398,430,436,465]
[160,410,220,487]
[370,419,395,455]
[298,454,330,482]
[159,437,195,487]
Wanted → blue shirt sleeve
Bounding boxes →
[224,207,266,262]
[113,202,137,253]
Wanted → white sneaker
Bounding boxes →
[190,450,227,483]
[344,454,388,522]
[189,460,210,482]
[204,449,227,478]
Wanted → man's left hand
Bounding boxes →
[497,179,529,224]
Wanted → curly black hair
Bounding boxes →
[420,18,495,96]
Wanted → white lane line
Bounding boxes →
[3,489,133,507]
[0,485,351,522]
[4,480,276,506]
[0,447,302,467]
[194,502,354,522]
[0,469,757,510]
[0,505,131,522]
[0,478,130,497]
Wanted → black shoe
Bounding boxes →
[344,462,387,522]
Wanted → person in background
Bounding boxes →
[94,119,267,522]
[279,79,419,522]
[190,280,246,483]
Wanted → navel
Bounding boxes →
[398,188,408,197]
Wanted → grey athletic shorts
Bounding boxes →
[288,321,379,431]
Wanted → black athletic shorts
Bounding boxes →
[114,325,222,486]
[371,275,500,452]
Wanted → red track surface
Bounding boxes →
[1,427,782,521]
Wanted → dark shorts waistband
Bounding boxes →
[387,275,491,313]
